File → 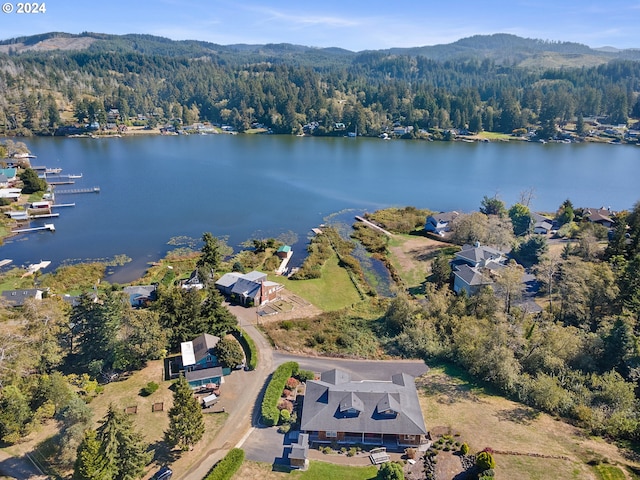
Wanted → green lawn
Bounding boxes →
[295,461,377,480]
[233,460,378,480]
[268,254,361,311]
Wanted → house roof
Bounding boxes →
[231,278,262,299]
[215,272,243,288]
[290,433,309,460]
[243,270,267,282]
[1,289,45,307]
[181,333,221,366]
[428,211,460,224]
[452,264,490,287]
[277,245,292,253]
[300,369,427,436]
[123,285,157,303]
[584,208,614,224]
[455,244,504,265]
[185,366,223,383]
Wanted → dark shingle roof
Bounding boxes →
[185,366,223,383]
[300,369,427,436]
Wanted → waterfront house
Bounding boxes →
[215,270,283,306]
[532,212,554,235]
[583,207,615,228]
[1,288,48,307]
[180,333,224,389]
[424,211,460,236]
[450,243,507,295]
[300,369,428,448]
[123,285,157,307]
[276,245,292,259]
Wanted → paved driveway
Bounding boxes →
[273,352,429,381]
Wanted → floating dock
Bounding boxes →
[51,203,75,208]
[12,224,55,233]
[55,187,100,194]
[0,259,13,268]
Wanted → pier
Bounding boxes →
[55,187,101,195]
[12,224,55,234]
[51,203,76,208]
[354,215,393,236]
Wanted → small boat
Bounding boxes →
[67,174,83,179]
[45,168,62,174]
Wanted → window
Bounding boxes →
[403,434,415,441]
[325,431,337,438]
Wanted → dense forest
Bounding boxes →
[0,32,639,137]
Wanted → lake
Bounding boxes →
[2,134,639,282]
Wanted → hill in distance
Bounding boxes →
[0,32,639,68]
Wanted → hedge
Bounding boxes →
[261,361,299,426]
[202,448,244,480]
[233,329,258,370]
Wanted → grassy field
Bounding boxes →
[233,460,378,480]
[86,360,228,474]
[420,365,640,480]
[268,254,361,311]
[386,234,454,295]
[261,300,387,358]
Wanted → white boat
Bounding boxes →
[67,174,83,179]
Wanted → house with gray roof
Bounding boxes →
[450,243,507,295]
[179,333,224,388]
[123,285,157,307]
[1,288,47,307]
[215,270,282,306]
[300,369,428,448]
[425,211,460,236]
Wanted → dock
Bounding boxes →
[48,180,75,185]
[0,259,12,268]
[12,224,55,234]
[55,187,100,195]
[51,203,76,208]
[30,213,60,219]
[354,215,393,236]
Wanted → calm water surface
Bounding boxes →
[2,135,639,282]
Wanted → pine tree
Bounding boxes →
[165,375,205,451]
[96,404,151,480]
[73,430,107,480]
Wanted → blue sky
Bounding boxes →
[1,0,639,50]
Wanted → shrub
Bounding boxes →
[460,443,469,455]
[405,448,417,460]
[203,448,244,480]
[348,447,357,457]
[233,329,257,370]
[281,320,294,330]
[277,399,293,412]
[476,451,496,471]
[296,369,315,382]
[279,409,291,424]
[140,381,159,397]
[261,362,299,426]
[286,377,300,389]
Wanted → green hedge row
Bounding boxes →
[261,361,299,426]
[202,448,244,480]
[233,329,258,370]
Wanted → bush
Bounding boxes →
[261,362,299,426]
[203,448,244,480]
[234,329,258,371]
[348,447,357,457]
[296,369,315,382]
[140,381,159,397]
[405,448,417,460]
[476,451,496,471]
[279,409,291,424]
[460,443,469,455]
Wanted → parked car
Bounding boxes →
[152,466,172,480]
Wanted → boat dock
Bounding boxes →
[12,224,55,234]
[55,187,101,194]
[354,215,393,236]
[0,259,13,268]
[30,213,60,219]
[51,203,76,208]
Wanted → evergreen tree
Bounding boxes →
[200,284,237,337]
[165,375,205,451]
[96,404,151,480]
[480,195,506,217]
[509,203,532,236]
[197,232,222,284]
[73,430,107,480]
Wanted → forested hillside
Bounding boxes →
[0,32,639,136]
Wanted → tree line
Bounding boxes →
[0,46,639,137]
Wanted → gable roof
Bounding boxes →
[215,272,243,288]
[455,243,504,265]
[231,278,262,299]
[181,333,221,366]
[428,211,459,224]
[452,264,489,287]
[1,289,45,307]
[300,369,427,436]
